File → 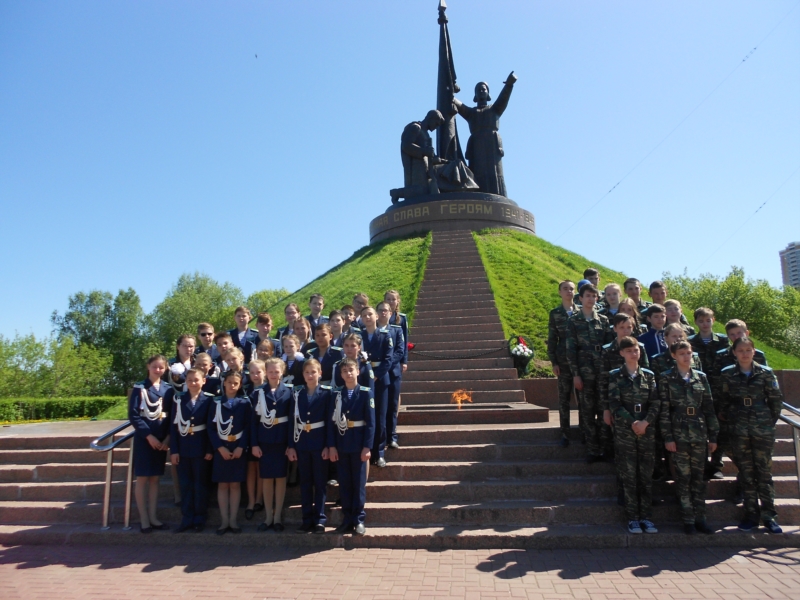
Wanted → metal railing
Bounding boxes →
[89,421,135,530]
[780,402,800,497]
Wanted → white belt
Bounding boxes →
[222,431,243,442]
[262,416,289,426]
[181,424,206,436]
[300,420,325,433]
[347,420,365,428]
[371,361,381,367]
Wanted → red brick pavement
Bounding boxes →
[1,544,800,599]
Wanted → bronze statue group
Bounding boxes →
[129,291,405,536]
[548,269,785,535]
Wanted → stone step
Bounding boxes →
[413,315,501,327]
[398,403,548,425]
[5,474,796,505]
[411,300,497,314]
[410,331,505,344]
[1,522,798,550]
[418,281,492,293]
[408,347,508,361]
[416,290,494,301]
[412,309,501,322]
[407,357,515,370]
[0,463,131,483]
[407,339,506,353]
[403,368,518,381]
[424,266,486,277]
[400,390,525,405]
[408,323,503,336]
[0,448,131,465]
[425,257,484,267]
[0,436,99,451]
[402,380,521,393]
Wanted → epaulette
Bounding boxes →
[399,312,407,317]
[359,385,370,391]
[642,368,655,376]
[715,347,730,356]
[652,352,665,361]
[133,383,144,389]
[389,324,402,329]
[203,392,215,398]
[602,342,614,351]
[761,364,774,372]
[610,367,621,376]
[321,385,331,390]
[331,346,342,351]
[378,326,389,333]
[720,364,736,374]
[687,334,698,341]
[292,385,304,391]
[662,368,675,377]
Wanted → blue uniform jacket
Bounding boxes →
[332,358,375,396]
[248,336,281,360]
[327,386,376,454]
[305,314,329,336]
[386,324,406,378]
[169,391,213,458]
[334,326,362,347]
[638,328,668,360]
[249,383,293,446]
[306,345,344,382]
[128,380,174,441]
[361,328,393,383]
[207,395,251,452]
[289,385,332,453]
[389,312,409,363]
[229,327,259,350]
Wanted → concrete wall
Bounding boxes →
[522,370,800,410]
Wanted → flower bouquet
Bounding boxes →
[508,335,534,377]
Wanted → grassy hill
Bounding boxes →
[266,233,431,330]
[473,229,800,373]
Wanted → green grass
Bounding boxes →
[0,397,125,424]
[96,399,129,420]
[473,229,800,374]
[267,233,432,330]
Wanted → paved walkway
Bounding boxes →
[1,544,799,599]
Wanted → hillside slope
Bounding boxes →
[473,229,800,372]
[266,233,431,330]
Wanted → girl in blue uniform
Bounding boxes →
[166,334,196,393]
[244,360,266,521]
[251,357,293,532]
[328,358,375,536]
[208,370,251,535]
[128,354,174,533]
[281,334,305,387]
[287,358,332,534]
[306,324,342,385]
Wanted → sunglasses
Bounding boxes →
[200,332,214,336]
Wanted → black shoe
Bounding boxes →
[139,525,153,534]
[296,523,314,533]
[273,522,284,532]
[683,524,695,535]
[376,457,387,468]
[245,509,255,520]
[257,523,272,532]
[695,521,715,535]
[216,527,228,536]
[738,519,758,532]
[333,523,353,534]
[229,526,242,534]
[389,441,400,449]
[313,524,326,534]
[764,519,783,534]
[175,523,193,534]
[354,523,366,535]
[151,523,169,531]
[560,436,570,448]
[253,503,264,512]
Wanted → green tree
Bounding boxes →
[148,272,244,352]
[0,334,50,397]
[246,288,290,317]
[51,290,113,346]
[46,338,113,397]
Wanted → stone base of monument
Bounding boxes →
[369,192,535,244]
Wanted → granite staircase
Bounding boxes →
[0,230,798,548]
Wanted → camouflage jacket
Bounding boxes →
[566,310,612,376]
[547,304,578,367]
[658,368,719,445]
[599,339,650,409]
[720,362,783,437]
[608,366,660,429]
[649,351,702,379]
[711,346,767,400]
[688,332,729,378]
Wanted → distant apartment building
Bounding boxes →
[780,242,800,289]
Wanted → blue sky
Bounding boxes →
[1,0,798,339]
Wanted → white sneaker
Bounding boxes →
[640,519,658,534]
[627,520,642,534]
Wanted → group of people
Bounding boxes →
[128,291,407,536]
[548,269,785,535]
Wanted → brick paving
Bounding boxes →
[1,544,800,599]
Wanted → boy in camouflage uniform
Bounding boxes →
[720,337,784,533]
[650,324,703,378]
[623,278,652,319]
[608,336,660,534]
[708,319,768,479]
[547,280,578,447]
[659,340,719,535]
[566,283,612,463]
[688,307,729,380]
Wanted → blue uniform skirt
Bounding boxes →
[258,443,289,479]
[133,433,167,477]
[212,452,248,483]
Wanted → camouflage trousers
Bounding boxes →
[731,433,776,521]
[576,375,610,457]
[673,442,708,524]
[616,426,655,521]
[556,366,576,437]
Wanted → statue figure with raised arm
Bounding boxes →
[453,71,517,197]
